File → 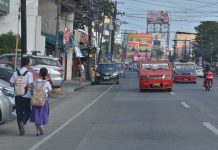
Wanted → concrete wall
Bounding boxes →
[0,0,45,54]
[38,0,57,35]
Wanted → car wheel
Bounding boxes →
[116,80,119,84]
[140,89,143,92]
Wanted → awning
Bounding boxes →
[42,32,74,49]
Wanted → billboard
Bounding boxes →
[147,11,169,24]
[127,33,152,57]
[133,52,148,62]
[0,0,9,15]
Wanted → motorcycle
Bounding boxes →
[203,71,214,91]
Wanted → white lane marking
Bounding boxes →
[170,92,175,95]
[28,86,114,150]
[181,102,190,109]
[203,122,218,136]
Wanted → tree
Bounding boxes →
[0,31,20,54]
[193,21,218,64]
[74,0,114,30]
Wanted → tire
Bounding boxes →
[140,89,143,92]
[116,81,119,84]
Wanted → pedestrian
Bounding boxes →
[30,68,52,136]
[10,57,33,136]
[78,62,86,85]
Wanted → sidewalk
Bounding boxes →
[49,79,91,104]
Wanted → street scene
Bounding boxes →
[0,0,218,150]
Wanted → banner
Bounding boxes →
[63,28,71,45]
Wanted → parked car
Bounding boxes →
[0,53,63,87]
[116,63,126,78]
[95,63,119,84]
[139,60,173,92]
[0,79,16,123]
[0,61,43,81]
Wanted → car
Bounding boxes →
[0,61,45,81]
[138,60,173,92]
[0,79,16,123]
[196,67,204,78]
[173,61,197,83]
[95,63,119,84]
[116,63,126,78]
[0,53,63,87]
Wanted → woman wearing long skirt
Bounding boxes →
[30,68,52,136]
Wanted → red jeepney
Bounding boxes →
[139,60,173,92]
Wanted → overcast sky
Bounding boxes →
[117,0,218,46]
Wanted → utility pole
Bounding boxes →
[21,0,27,58]
[211,42,213,65]
[110,0,117,62]
[55,0,61,57]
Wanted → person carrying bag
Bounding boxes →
[30,68,52,136]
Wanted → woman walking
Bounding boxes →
[30,68,52,136]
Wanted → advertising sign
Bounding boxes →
[133,52,148,62]
[147,11,169,24]
[0,0,9,15]
[63,28,71,45]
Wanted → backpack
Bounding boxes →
[31,81,47,107]
[15,71,28,96]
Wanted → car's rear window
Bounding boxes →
[141,63,169,70]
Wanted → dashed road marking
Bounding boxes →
[181,102,190,109]
[203,122,218,136]
[170,92,175,95]
[28,85,114,150]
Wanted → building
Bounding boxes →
[0,0,45,54]
[173,31,196,60]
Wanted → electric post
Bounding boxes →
[55,0,61,57]
[21,0,27,58]
[110,1,117,62]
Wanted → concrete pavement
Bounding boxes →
[49,79,91,104]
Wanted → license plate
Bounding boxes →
[104,77,110,79]
[152,83,160,87]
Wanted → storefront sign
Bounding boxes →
[0,0,9,15]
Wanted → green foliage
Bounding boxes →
[0,31,20,54]
[194,21,218,63]
[74,0,114,30]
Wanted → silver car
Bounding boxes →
[0,79,16,123]
[0,53,64,88]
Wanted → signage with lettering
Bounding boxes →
[0,0,9,15]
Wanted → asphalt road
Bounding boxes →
[1,72,218,150]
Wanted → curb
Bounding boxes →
[73,83,91,91]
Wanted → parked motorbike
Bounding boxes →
[203,71,214,91]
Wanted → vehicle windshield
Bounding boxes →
[97,64,117,72]
[141,63,169,70]
[175,64,195,70]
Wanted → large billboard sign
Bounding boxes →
[127,33,152,57]
[0,0,9,15]
[147,11,169,24]
[133,52,148,62]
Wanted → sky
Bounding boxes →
[117,0,218,47]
